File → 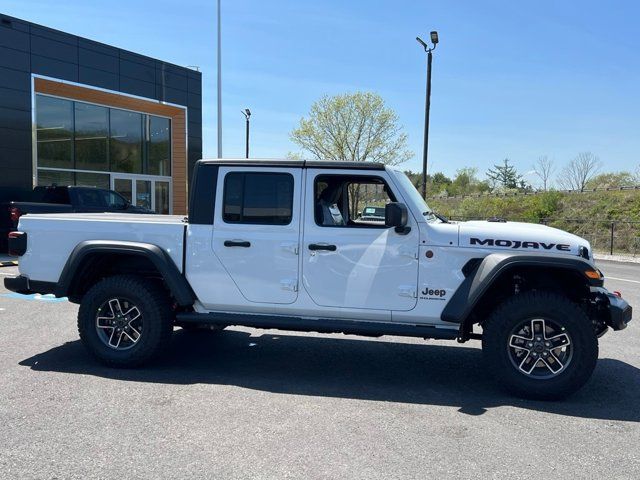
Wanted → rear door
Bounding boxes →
[211,166,302,304]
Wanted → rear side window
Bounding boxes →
[41,187,70,204]
[75,189,108,207]
[223,172,294,225]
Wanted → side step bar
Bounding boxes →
[175,311,460,340]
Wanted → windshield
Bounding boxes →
[389,169,439,223]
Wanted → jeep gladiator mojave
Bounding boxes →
[5,160,633,399]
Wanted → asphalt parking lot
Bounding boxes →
[0,261,638,479]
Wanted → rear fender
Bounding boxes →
[56,240,195,306]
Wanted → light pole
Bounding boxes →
[416,31,438,199]
[241,109,251,158]
[216,0,223,158]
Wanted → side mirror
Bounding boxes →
[385,202,410,234]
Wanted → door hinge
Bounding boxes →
[281,242,299,255]
[398,286,417,298]
[398,246,419,260]
[280,279,298,292]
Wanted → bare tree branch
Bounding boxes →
[558,152,602,191]
[533,155,555,191]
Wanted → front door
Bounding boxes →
[302,169,420,311]
[211,166,302,304]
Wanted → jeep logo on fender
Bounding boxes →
[470,237,571,251]
[420,287,446,300]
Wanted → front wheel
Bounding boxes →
[482,291,598,400]
[78,275,173,367]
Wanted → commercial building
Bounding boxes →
[0,13,202,214]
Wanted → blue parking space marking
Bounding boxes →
[1,293,68,303]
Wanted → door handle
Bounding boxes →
[308,243,337,251]
[224,240,251,248]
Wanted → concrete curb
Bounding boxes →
[594,253,640,264]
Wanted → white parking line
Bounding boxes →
[606,276,640,284]
[0,272,15,276]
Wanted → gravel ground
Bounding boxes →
[0,261,638,479]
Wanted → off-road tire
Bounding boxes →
[78,275,173,367]
[482,291,598,400]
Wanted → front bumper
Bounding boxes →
[591,287,633,331]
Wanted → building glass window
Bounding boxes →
[37,169,74,187]
[147,116,171,176]
[110,109,143,174]
[34,94,174,214]
[76,172,110,189]
[74,103,109,172]
[155,181,170,215]
[36,96,73,169]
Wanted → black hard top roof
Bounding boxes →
[197,159,386,170]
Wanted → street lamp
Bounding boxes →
[241,108,251,158]
[416,30,438,199]
[217,0,223,158]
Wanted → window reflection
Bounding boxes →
[110,110,143,174]
[75,103,109,171]
[148,116,171,176]
[36,96,73,169]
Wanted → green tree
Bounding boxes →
[448,167,490,196]
[291,92,413,215]
[486,158,524,190]
[585,171,636,190]
[290,92,412,165]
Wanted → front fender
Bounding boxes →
[441,252,602,325]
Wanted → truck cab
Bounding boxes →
[5,159,632,399]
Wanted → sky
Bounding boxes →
[4,0,640,183]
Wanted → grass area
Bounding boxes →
[428,190,640,255]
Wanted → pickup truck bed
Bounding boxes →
[18,213,185,284]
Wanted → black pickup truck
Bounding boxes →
[1,185,152,252]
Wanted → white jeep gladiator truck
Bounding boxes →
[5,159,632,399]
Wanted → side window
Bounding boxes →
[107,191,127,209]
[223,172,294,225]
[315,175,395,227]
[76,189,107,208]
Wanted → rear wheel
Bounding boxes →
[482,291,598,400]
[78,275,173,367]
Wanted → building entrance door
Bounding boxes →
[111,174,172,214]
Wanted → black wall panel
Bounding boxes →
[119,76,157,99]
[31,35,78,63]
[79,48,119,73]
[0,12,202,195]
[31,54,79,82]
[0,66,29,90]
[0,25,29,51]
[0,107,31,131]
[0,45,29,71]
[78,66,119,91]
[0,87,30,111]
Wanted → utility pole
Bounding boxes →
[416,31,439,199]
[241,109,251,158]
[217,0,223,158]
